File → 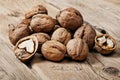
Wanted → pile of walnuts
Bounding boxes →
[9,5,117,63]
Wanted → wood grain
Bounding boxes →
[0,0,120,80]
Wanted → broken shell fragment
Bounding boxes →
[95,34,117,54]
[14,36,38,62]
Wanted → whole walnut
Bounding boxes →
[66,38,89,61]
[9,23,31,45]
[95,34,117,54]
[56,7,83,30]
[32,33,50,52]
[30,14,55,33]
[25,5,48,19]
[14,36,38,63]
[41,40,66,61]
[51,28,71,45]
[74,22,96,50]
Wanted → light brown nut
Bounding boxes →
[95,34,117,54]
[32,33,50,52]
[51,28,71,45]
[25,5,48,19]
[56,7,83,30]
[74,22,96,50]
[30,14,55,33]
[66,38,89,61]
[9,23,31,45]
[14,36,38,63]
[41,40,66,61]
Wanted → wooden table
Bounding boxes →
[0,0,120,80]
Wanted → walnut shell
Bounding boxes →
[41,40,66,61]
[9,24,31,45]
[25,5,48,19]
[95,34,117,54]
[32,33,50,52]
[56,7,83,30]
[74,22,96,50]
[14,36,38,63]
[66,38,89,61]
[30,14,55,33]
[51,28,71,45]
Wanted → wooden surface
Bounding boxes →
[0,0,120,80]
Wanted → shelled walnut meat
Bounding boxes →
[25,5,48,19]
[74,22,96,50]
[30,14,55,33]
[14,36,38,62]
[95,34,117,54]
[41,40,66,61]
[9,23,31,45]
[66,38,89,61]
[56,7,83,30]
[51,28,71,45]
[32,33,50,52]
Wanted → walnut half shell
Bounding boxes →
[95,34,117,54]
[14,36,38,62]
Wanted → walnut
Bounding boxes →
[30,14,55,33]
[66,38,89,61]
[95,34,117,54]
[14,36,38,62]
[41,40,66,61]
[25,5,48,19]
[9,23,31,45]
[56,7,83,30]
[74,22,96,50]
[51,28,71,45]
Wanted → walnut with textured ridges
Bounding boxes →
[41,40,66,61]
[14,36,38,63]
[32,33,50,52]
[95,34,117,54]
[25,5,48,19]
[56,7,83,30]
[74,22,96,50]
[30,14,55,33]
[51,28,71,45]
[66,38,89,61]
[9,23,31,45]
